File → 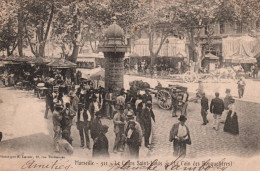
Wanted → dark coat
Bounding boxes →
[126,128,140,157]
[77,109,91,129]
[141,107,155,128]
[127,128,140,147]
[201,96,209,111]
[60,108,75,131]
[46,92,53,106]
[169,123,191,145]
[210,97,224,115]
[143,94,152,102]
[91,118,102,140]
[224,95,233,110]
[92,133,109,158]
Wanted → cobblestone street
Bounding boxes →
[150,95,260,158]
[0,85,260,159]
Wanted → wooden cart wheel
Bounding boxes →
[183,71,198,83]
[157,89,172,110]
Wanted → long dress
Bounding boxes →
[223,110,239,135]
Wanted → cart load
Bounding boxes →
[129,80,150,90]
[157,84,188,110]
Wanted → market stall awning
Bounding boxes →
[47,59,77,68]
[27,57,53,64]
[204,53,219,60]
[1,56,33,62]
[224,57,257,63]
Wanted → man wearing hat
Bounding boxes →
[126,121,140,158]
[116,91,126,108]
[113,105,126,153]
[237,77,246,98]
[181,89,189,117]
[125,112,143,147]
[91,111,103,141]
[53,104,63,152]
[125,90,132,104]
[169,115,191,157]
[105,88,115,119]
[141,101,155,148]
[143,89,152,103]
[78,89,86,112]
[200,92,209,125]
[124,102,134,116]
[93,125,109,158]
[44,88,54,119]
[136,98,146,123]
[222,89,233,123]
[210,92,224,131]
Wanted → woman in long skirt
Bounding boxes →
[224,99,239,135]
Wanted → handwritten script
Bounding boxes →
[107,157,230,171]
[21,159,72,170]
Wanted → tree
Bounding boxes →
[17,0,25,56]
[0,0,19,56]
[130,0,181,66]
[171,0,220,72]
[51,0,112,62]
[23,0,54,57]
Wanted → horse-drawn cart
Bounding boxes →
[155,84,188,110]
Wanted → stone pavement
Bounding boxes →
[0,88,150,159]
[0,87,259,159]
[149,95,260,159]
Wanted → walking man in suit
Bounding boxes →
[141,101,155,148]
[201,92,209,125]
[210,92,224,131]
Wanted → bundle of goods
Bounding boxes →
[129,80,150,90]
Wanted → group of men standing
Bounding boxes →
[45,83,156,158]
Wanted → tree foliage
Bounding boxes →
[0,0,19,56]
[23,0,54,57]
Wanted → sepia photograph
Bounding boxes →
[0,0,260,170]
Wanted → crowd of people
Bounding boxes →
[124,60,190,77]
[45,81,157,158]
[44,76,241,158]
